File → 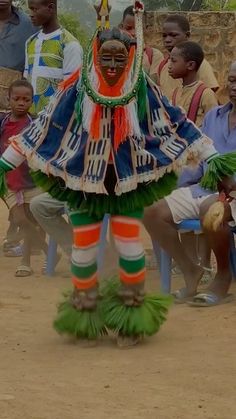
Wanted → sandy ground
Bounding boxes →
[1,201,236,419]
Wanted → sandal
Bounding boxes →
[15,265,33,277]
[4,244,23,258]
[188,292,234,307]
[172,287,196,304]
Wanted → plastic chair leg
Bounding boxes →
[160,249,172,294]
[151,240,161,266]
[46,238,58,276]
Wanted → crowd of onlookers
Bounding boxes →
[1,1,236,306]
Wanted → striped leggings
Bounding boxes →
[69,211,145,292]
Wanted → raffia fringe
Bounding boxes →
[17,132,211,197]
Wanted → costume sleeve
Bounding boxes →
[159,93,236,191]
[160,94,219,163]
[178,163,204,188]
[0,141,26,172]
[0,141,26,196]
[63,41,83,80]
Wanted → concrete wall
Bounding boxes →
[144,11,236,102]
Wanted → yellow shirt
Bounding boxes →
[159,57,219,100]
[143,47,163,83]
[172,80,218,127]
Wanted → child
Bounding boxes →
[168,41,218,127]
[168,41,218,281]
[158,14,219,100]
[0,80,48,276]
[120,5,163,82]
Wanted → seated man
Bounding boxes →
[30,193,72,258]
[144,61,236,307]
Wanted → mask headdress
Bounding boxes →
[76,1,146,151]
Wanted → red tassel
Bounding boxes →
[113,107,131,152]
[90,105,102,140]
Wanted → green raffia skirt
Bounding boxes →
[31,167,177,219]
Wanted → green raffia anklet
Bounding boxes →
[53,290,107,340]
[100,277,173,338]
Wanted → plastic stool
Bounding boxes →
[153,219,236,293]
[45,214,110,276]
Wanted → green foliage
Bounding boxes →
[143,0,180,10]
[143,0,236,10]
[58,13,88,48]
[203,0,236,9]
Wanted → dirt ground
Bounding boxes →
[1,201,236,419]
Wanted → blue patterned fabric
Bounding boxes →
[18,76,207,196]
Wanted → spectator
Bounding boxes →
[25,0,82,259]
[0,0,36,254]
[0,0,36,111]
[169,41,218,127]
[143,61,236,307]
[25,0,83,114]
[0,80,48,276]
[157,14,219,100]
[168,40,218,280]
[120,5,163,82]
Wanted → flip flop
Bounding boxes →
[172,287,196,304]
[188,292,234,307]
[4,244,23,258]
[15,265,33,277]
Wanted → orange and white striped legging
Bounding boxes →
[69,210,145,292]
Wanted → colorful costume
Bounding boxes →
[0,1,236,345]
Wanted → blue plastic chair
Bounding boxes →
[45,213,110,276]
[153,219,236,294]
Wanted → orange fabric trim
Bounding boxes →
[120,269,146,285]
[111,220,139,238]
[11,141,24,156]
[58,68,81,91]
[72,275,98,290]
[90,105,102,142]
[73,227,100,247]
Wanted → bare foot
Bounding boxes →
[207,272,232,298]
[183,264,204,295]
[173,265,204,303]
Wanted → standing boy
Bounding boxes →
[120,5,163,82]
[168,41,218,127]
[168,40,218,279]
[158,14,219,100]
[0,80,48,276]
[24,0,83,260]
[25,0,83,115]
[0,0,36,111]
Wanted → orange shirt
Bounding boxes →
[171,80,218,127]
[158,57,219,100]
